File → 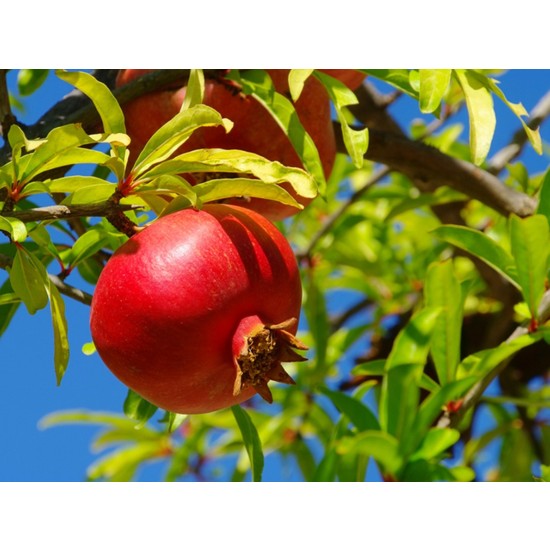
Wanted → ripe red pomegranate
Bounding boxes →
[116,69,336,220]
[90,204,307,414]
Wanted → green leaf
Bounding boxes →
[288,69,314,101]
[418,69,451,114]
[424,260,463,385]
[0,278,20,338]
[453,69,496,165]
[17,69,49,96]
[303,271,329,380]
[536,168,550,226]
[314,70,368,168]
[410,427,460,461]
[457,332,543,379]
[540,465,550,482]
[39,409,143,431]
[136,174,199,208]
[235,69,326,195]
[159,411,188,433]
[47,175,115,194]
[132,104,232,177]
[320,387,380,431]
[19,124,101,184]
[63,228,111,269]
[87,441,167,482]
[47,281,70,385]
[123,389,158,428]
[180,69,205,111]
[231,405,264,482]
[56,70,126,135]
[364,70,419,98]
[380,363,424,441]
[9,246,49,315]
[0,292,19,305]
[0,216,27,242]
[385,307,441,370]
[432,224,520,289]
[509,214,550,320]
[195,178,302,209]
[412,377,478,438]
[155,148,317,199]
[481,74,542,155]
[337,430,403,476]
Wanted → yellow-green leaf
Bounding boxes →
[418,69,451,114]
[454,69,496,165]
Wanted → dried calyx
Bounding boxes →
[233,317,308,403]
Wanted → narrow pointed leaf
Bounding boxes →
[424,260,462,385]
[47,281,70,385]
[454,69,496,165]
[385,306,441,370]
[235,69,326,194]
[0,216,27,242]
[154,148,317,199]
[64,228,111,269]
[337,430,403,476]
[195,178,302,209]
[56,70,126,135]
[9,246,49,315]
[364,70,419,98]
[418,69,451,114]
[457,332,543,379]
[288,69,314,101]
[380,363,424,441]
[315,70,368,168]
[537,168,550,226]
[123,389,158,427]
[432,224,520,289]
[509,214,550,319]
[181,69,205,111]
[409,427,460,461]
[20,124,100,183]
[403,376,478,455]
[231,405,264,482]
[132,104,232,177]
[320,387,380,431]
[482,74,542,155]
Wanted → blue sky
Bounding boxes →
[0,69,549,482]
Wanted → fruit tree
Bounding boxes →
[0,69,549,482]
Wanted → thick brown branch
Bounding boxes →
[336,127,538,218]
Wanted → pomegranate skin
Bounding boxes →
[90,204,304,414]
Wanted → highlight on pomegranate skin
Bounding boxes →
[90,204,308,414]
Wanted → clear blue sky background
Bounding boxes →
[0,69,549,482]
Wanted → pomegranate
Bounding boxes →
[90,204,307,414]
[116,69,336,220]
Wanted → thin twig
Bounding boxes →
[4,201,143,223]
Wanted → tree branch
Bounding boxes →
[5,201,143,223]
[335,127,538,218]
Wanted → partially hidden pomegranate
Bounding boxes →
[116,69,336,220]
[90,204,307,414]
